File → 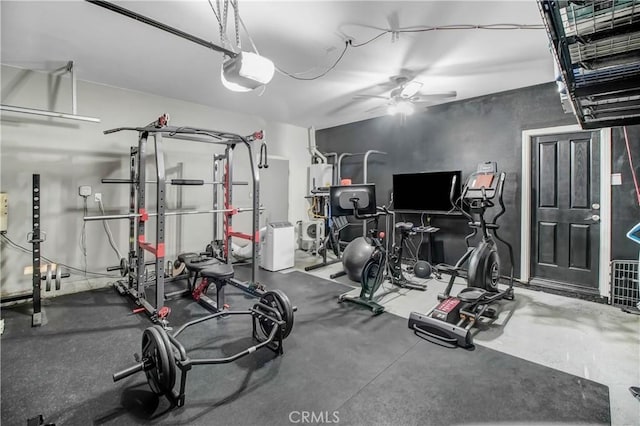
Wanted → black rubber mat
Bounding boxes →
[0,269,610,425]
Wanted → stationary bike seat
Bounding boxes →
[458,287,487,302]
[395,222,414,232]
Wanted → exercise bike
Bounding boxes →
[408,162,515,348]
[331,186,427,315]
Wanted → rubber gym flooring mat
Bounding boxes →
[1,268,611,425]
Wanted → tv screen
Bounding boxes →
[392,171,461,213]
[329,184,377,217]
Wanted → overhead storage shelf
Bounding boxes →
[540,0,640,129]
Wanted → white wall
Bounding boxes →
[0,65,310,297]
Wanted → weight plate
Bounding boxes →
[141,327,175,395]
[258,289,294,339]
[45,264,52,292]
[55,265,62,291]
[152,325,176,389]
[119,258,128,277]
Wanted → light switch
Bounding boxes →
[611,173,622,186]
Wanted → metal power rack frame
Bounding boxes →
[85,116,265,322]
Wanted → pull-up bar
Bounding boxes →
[337,150,387,183]
[103,125,263,146]
[101,178,248,186]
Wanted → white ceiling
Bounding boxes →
[0,0,555,129]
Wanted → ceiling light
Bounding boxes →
[387,101,415,116]
[221,51,275,92]
[398,102,415,115]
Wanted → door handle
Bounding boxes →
[584,214,600,222]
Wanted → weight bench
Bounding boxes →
[177,252,234,311]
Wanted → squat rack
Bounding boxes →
[84,115,265,322]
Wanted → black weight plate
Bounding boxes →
[271,289,294,338]
[55,265,62,291]
[152,325,176,392]
[141,327,175,395]
[258,289,294,339]
[119,258,128,277]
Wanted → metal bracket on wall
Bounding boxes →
[0,61,101,123]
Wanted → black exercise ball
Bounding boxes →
[413,260,432,278]
[342,237,375,282]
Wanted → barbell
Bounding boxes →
[112,289,296,406]
[84,206,262,222]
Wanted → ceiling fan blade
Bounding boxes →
[353,94,389,100]
[415,91,457,100]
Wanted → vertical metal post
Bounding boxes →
[225,146,233,264]
[337,152,353,183]
[128,146,137,288]
[212,155,221,243]
[362,150,387,235]
[70,61,77,115]
[154,133,167,312]
[248,142,260,286]
[362,150,386,184]
[136,132,148,298]
[31,174,42,326]
[176,161,183,254]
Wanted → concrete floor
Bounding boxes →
[292,250,640,426]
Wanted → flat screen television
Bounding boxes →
[329,184,377,217]
[392,170,462,213]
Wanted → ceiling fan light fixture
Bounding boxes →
[388,101,415,116]
[398,101,415,115]
[221,51,275,92]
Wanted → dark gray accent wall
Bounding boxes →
[317,82,581,276]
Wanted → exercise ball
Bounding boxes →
[413,260,432,279]
[342,237,375,282]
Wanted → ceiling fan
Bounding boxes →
[355,76,457,116]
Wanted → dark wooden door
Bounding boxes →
[531,132,600,292]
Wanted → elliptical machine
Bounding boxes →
[408,162,515,348]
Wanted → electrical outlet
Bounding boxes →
[0,193,8,233]
[79,185,92,197]
[94,192,102,203]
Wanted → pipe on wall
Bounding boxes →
[307,127,326,163]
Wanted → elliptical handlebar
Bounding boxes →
[491,172,507,225]
[449,175,473,222]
